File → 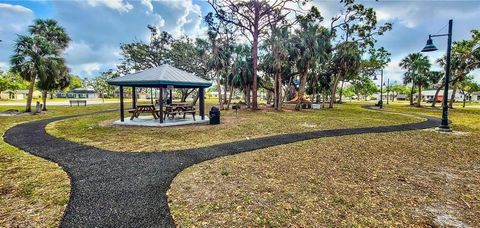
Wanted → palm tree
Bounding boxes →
[36,58,70,111]
[30,19,70,111]
[329,42,362,108]
[290,19,330,110]
[263,27,291,110]
[29,19,70,50]
[399,53,431,106]
[10,19,70,112]
[10,36,54,112]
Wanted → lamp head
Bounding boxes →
[421,35,438,52]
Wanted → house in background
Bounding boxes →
[0,90,41,100]
[66,87,98,99]
[413,90,464,102]
[470,92,480,102]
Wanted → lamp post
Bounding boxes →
[373,69,384,108]
[421,19,453,132]
[386,78,390,104]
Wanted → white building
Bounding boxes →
[470,92,480,102]
[413,90,464,102]
[67,87,98,99]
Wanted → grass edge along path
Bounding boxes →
[0,105,117,227]
[3,106,439,227]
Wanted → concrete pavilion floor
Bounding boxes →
[113,115,209,127]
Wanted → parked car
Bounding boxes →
[426,97,442,103]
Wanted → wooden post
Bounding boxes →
[169,89,173,104]
[159,87,164,123]
[120,86,124,122]
[150,88,153,104]
[199,87,205,120]
[132,86,137,108]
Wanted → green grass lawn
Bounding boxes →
[47,102,421,152]
[0,104,117,227]
[0,97,130,104]
[168,103,480,227]
[3,100,479,227]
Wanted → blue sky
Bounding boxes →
[0,0,479,84]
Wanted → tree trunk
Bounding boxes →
[274,65,282,111]
[251,29,259,110]
[245,84,251,108]
[463,92,466,108]
[223,77,228,106]
[180,89,193,103]
[416,85,422,107]
[449,84,457,109]
[329,74,340,108]
[338,80,345,103]
[409,85,415,106]
[431,82,444,107]
[192,90,199,106]
[322,91,326,108]
[296,70,308,111]
[226,84,234,110]
[41,90,48,111]
[216,78,223,109]
[266,91,272,105]
[25,78,36,112]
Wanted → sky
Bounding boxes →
[0,0,479,84]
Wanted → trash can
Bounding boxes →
[209,107,220,124]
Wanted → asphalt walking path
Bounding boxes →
[3,107,441,227]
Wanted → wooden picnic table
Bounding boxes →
[162,104,196,120]
[129,104,158,120]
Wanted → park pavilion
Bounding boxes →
[108,64,212,127]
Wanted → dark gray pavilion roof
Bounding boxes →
[108,64,212,88]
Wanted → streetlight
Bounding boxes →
[386,78,390,105]
[373,69,384,108]
[421,19,453,132]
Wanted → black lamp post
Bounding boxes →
[386,78,390,104]
[421,19,453,132]
[373,69,384,108]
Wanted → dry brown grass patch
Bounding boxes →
[168,130,480,227]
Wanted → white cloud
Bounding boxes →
[0,62,9,71]
[0,3,35,70]
[153,13,165,28]
[141,0,153,13]
[72,63,102,77]
[0,3,33,14]
[375,6,419,29]
[86,0,133,13]
[0,3,34,32]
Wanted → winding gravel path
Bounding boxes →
[4,108,440,227]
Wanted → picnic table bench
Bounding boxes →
[70,100,87,107]
[129,105,158,120]
[161,104,196,121]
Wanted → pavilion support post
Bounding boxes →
[199,87,205,120]
[169,89,173,104]
[120,86,124,122]
[132,86,137,109]
[159,87,164,123]
[150,88,153,104]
